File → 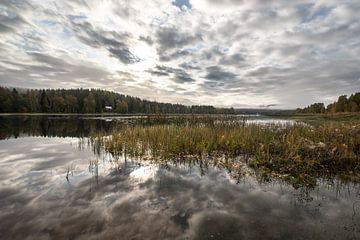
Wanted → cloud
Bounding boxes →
[156,27,197,51]
[155,26,203,62]
[139,35,154,45]
[219,53,246,66]
[179,62,200,70]
[0,3,27,33]
[148,65,195,83]
[204,66,237,81]
[0,136,357,239]
[259,104,278,108]
[71,21,140,64]
[0,0,360,108]
[0,51,114,89]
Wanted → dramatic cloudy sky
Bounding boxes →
[0,0,360,108]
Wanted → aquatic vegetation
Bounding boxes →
[94,122,360,186]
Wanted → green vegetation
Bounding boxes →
[297,92,360,113]
[277,113,360,124]
[95,121,360,186]
[0,87,235,114]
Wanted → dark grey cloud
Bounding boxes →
[204,66,237,81]
[173,72,194,83]
[156,26,202,62]
[259,104,278,108]
[199,65,293,99]
[0,3,27,33]
[0,22,14,33]
[108,48,140,64]
[179,62,201,70]
[148,65,195,83]
[201,47,224,61]
[245,66,291,78]
[71,21,139,64]
[156,27,199,51]
[139,35,154,45]
[0,52,114,89]
[147,69,170,77]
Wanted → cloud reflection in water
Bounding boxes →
[0,137,359,240]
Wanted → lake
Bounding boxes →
[0,115,359,240]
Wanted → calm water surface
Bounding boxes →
[0,116,359,240]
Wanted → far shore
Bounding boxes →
[0,113,246,117]
[1,112,360,122]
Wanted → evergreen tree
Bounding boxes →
[40,90,50,113]
[83,93,96,113]
[11,89,20,112]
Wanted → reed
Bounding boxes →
[93,121,360,185]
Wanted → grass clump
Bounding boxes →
[95,122,360,185]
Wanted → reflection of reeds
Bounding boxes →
[92,122,360,186]
[89,159,99,185]
[65,163,74,183]
[66,167,70,183]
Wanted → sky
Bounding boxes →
[0,0,360,109]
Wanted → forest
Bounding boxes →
[0,87,235,114]
[2,87,359,115]
[296,92,360,113]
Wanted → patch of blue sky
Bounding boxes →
[67,14,87,23]
[59,26,74,41]
[39,19,60,27]
[297,3,333,23]
[172,0,192,11]
[15,36,44,53]
[0,4,17,18]
[183,45,202,53]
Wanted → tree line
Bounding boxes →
[0,87,235,114]
[297,92,360,113]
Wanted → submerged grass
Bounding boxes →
[94,121,360,186]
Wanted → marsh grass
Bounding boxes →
[276,112,360,125]
[93,121,360,186]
